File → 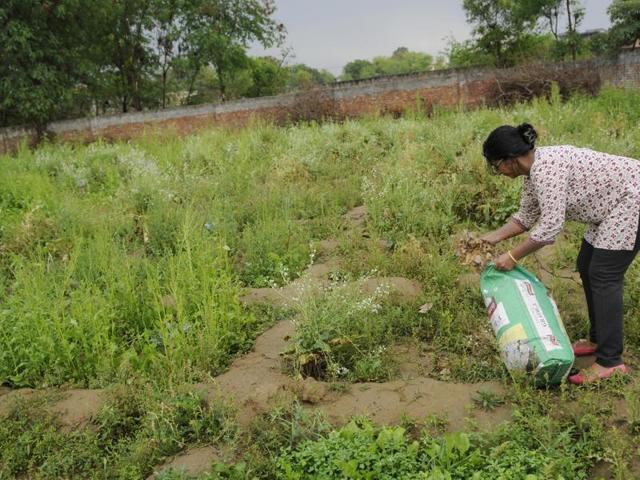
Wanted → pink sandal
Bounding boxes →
[571,339,597,357]
[568,363,629,385]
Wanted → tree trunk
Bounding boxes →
[160,31,172,109]
[217,67,226,101]
[565,0,573,33]
[186,63,201,104]
[546,6,560,41]
[566,0,577,60]
[546,16,556,40]
[162,69,167,109]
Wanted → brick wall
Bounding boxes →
[1,50,639,155]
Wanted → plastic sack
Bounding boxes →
[480,264,574,385]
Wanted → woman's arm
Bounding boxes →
[481,218,526,245]
[495,237,546,271]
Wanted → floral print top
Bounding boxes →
[512,145,640,250]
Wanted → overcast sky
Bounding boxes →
[248,0,614,75]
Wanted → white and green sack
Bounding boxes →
[480,264,574,385]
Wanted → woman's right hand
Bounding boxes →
[480,232,501,245]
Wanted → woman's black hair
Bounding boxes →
[482,123,538,164]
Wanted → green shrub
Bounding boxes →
[283,277,402,382]
[276,414,600,479]
[0,387,236,479]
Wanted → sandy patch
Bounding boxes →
[343,205,368,228]
[315,377,510,432]
[49,389,105,428]
[147,446,221,479]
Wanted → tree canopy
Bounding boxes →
[451,0,637,67]
[0,1,100,129]
[0,0,284,128]
[340,48,433,81]
[1,1,636,130]
[608,0,640,50]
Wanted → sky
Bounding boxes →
[248,0,614,75]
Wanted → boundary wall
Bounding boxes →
[1,50,638,155]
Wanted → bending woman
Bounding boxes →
[480,123,640,385]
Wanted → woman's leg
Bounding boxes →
[576,239,596,343]
[588,247,638,367]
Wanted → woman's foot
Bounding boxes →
[572,339,597,357]
[568,362,629,385]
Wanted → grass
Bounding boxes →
[0,386,237,479]
[1,85,640,477]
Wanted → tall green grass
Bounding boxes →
[1,87,640,388]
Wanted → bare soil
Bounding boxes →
[147,446,224,480]
[48,389,105,429]
[343,205,368,228]
[201,315,509,431]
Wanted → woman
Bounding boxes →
[480,123,640,384]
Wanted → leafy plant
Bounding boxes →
[282,277,397,382]
[472,389,506,412]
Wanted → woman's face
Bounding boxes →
[496,157,521,178]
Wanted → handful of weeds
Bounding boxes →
[455,230,496,272]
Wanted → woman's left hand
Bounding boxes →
[495,252,517,271]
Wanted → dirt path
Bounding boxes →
[202,315,509,431]
[159,314,507,477]
[147,446,225,480]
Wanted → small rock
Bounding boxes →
[418,303,433,314]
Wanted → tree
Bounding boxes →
[375,48,433,74]
[152,0,186,108]
[520,0,586,60]
[180,0,284,102]
[560,0,585,60]
[460,0,591,65]
[462,0,539,67]
[287,64,335,89]
[341,59,375,81]
[517,0,562,40]
[105,0,158,112]
[246,56,288,97]
[446,39,496,67]
[1,0,286,129]
[0,1,101,129]
[340,48,433,81]
[608,0,640,51]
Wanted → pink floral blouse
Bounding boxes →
[512,146,640,251]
